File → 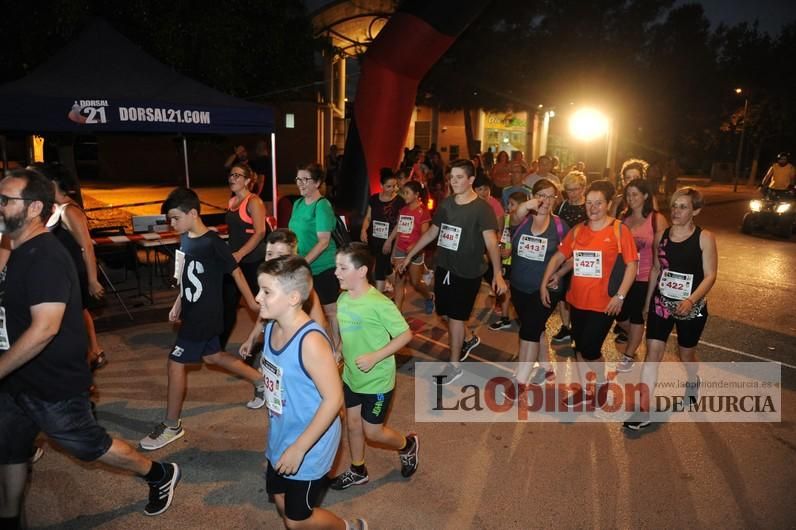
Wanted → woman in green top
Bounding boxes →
[288,163,340,344]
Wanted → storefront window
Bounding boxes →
[483,111,528,158]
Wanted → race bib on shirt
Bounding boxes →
[659,270,694,300]
[517,235,547,261]
[174,250,186,281]
[0,307,9,350]
[262,356,283,415]
[500,227,511,245]
[438,223,462,251]
[398,215,414,234]
[573,250,602,278]
[372,220,389,239]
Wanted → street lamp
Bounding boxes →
[569,107,609,141]
[733,88,748,192]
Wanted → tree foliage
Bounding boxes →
[418,0,796,171]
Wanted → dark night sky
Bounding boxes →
[307,0,796,36]
[681,0,796,35]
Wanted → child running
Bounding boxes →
[256,256,366,529]
[384,180,434,313]
[140,187,266,451]
[240,229,329,361]
[330,243,418,490]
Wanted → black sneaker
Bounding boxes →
[399,433,419,477]
[330,468,369,490]
[460,335,480,361]
[614,331,629,344]
[623,412,651,431]
[551,325,572,345]
[145,463,181,516]
[488,317,512,331]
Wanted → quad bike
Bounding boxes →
[742,188,796,238]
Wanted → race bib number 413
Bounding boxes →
[517,235,547,261]
[438,223,462,251]
[573,250,602,278]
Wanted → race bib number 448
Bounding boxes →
[438,223,462,251]
[573,250,603,278]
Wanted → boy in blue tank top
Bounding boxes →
[256,255,367,529]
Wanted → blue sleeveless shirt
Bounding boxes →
[262,320,341,480]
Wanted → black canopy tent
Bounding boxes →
[0,18,276,191]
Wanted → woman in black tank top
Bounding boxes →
[625,187,718,431]
[221,164,268,353]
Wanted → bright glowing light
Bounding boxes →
[569,108,609,141]
[749,200,762,212]
[735,88,743,94]
[776,202,791,214]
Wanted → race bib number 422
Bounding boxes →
[659,269,693,300]
[573,250,602,278]
[438,223,462,251]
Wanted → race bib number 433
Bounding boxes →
[262,356,283,415]
[573,250,603,278]
[438,223,462,251]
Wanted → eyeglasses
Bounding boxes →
[0,195,28,207]
[534,192,557,201]
[229,172,246,179]
[295,177,313,184]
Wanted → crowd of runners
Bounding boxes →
[0,150,717,528]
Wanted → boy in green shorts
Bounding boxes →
[330,243,418,490]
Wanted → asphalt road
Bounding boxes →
[20,183,796,529]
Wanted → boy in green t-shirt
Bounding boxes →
[329,243,418,490]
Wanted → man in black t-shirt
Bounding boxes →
[139,187,265,452]
[0,170,180,524]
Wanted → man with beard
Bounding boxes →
[0,170,180,528]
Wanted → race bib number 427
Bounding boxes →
[573,250,602,278]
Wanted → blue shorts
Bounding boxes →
[0,391,112,464]
[170,335,222,364]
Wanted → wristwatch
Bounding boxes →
[616,293,625,300]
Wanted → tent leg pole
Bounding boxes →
[271,132,277,225]
[1,135,8,176]
[182,135,190,188]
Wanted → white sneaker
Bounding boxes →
[616,356,635,373]
[247,385,266,409]
[140,422,184,451]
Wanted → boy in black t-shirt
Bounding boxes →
[140,188,265,451]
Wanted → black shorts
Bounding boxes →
[343,383,394,425]
[646,302,708,348]
[434,267,482,321]
[617,281,649,325]
[170,335,222,364]
[369,240,393,281]
[313,267,340,305]
[265,461,326,521]
[483,263,510,286]
[511,287,558,342]
[0,391,112,465]
[570,307,614,361]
